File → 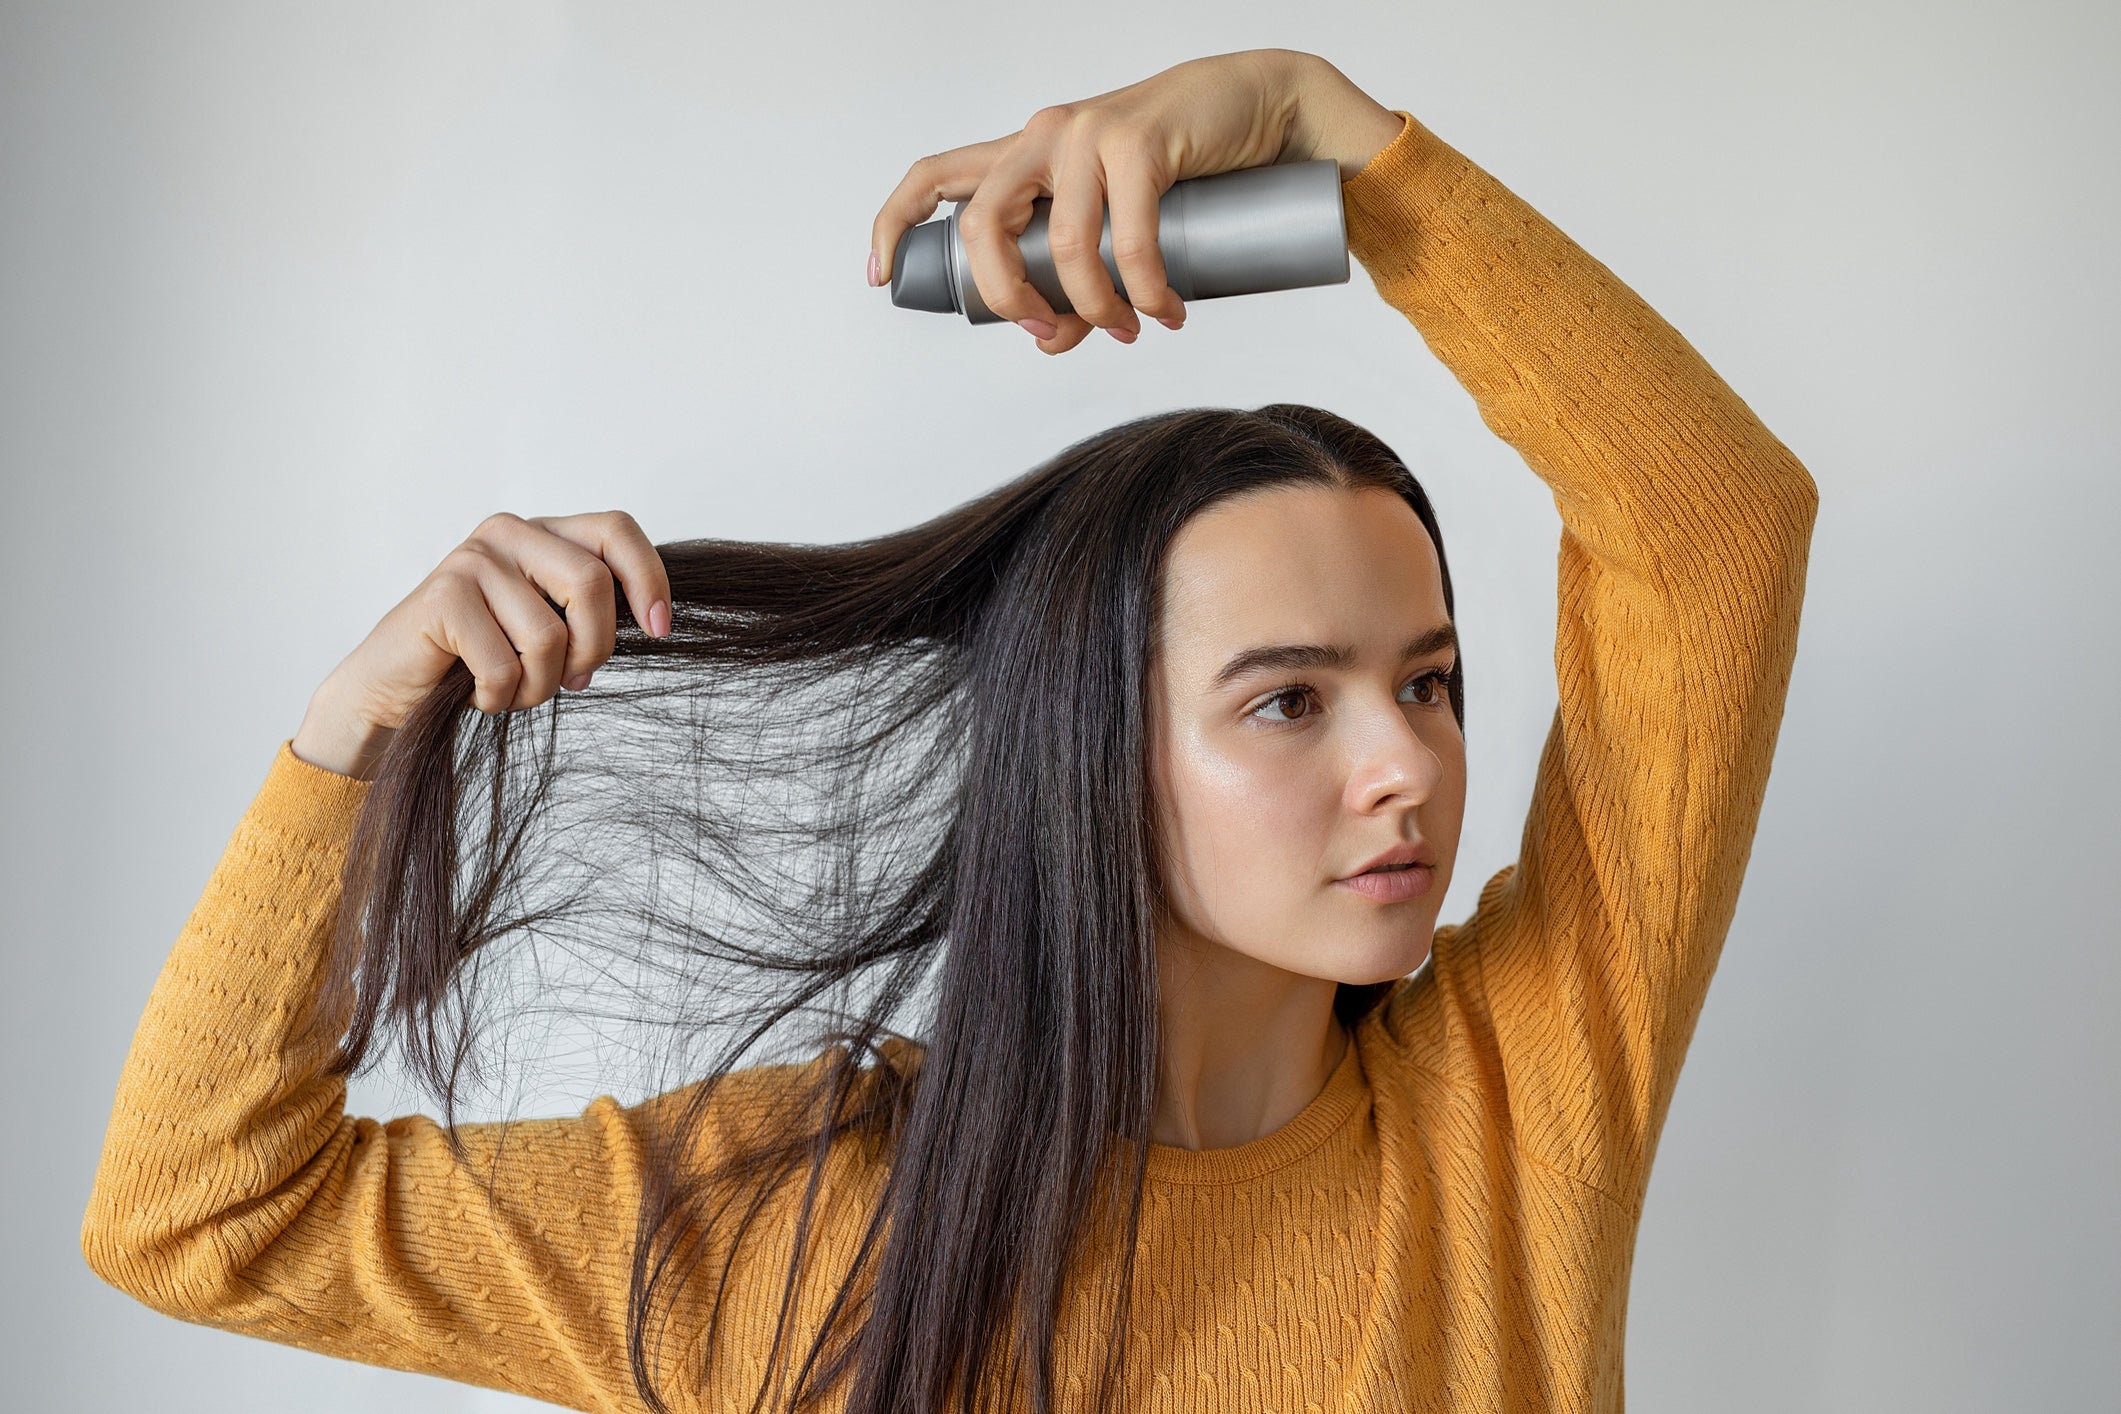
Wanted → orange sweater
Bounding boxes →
[81,110,1817,1412]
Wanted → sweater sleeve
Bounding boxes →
[1342,113,1818,1206]
[79,742,736,1412]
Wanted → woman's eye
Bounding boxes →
[1399,669,1453,707]
[1253,687,1315,722]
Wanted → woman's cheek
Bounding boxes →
[1190,742,1332,928]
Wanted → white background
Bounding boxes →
[6,2,2115,1409]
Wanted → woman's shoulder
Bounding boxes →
[643,1033,926,1160]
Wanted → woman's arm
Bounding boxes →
[80,744,839,1410]
[1344,111,1818,1207]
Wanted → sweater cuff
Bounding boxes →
[251,739,373,850]
[1339,110,1480,289]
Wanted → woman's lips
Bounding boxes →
[1334,863,1434,902]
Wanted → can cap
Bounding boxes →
[889,221,958,314]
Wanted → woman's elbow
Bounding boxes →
[81,1188,241,1320]
[1783,453,1821,543]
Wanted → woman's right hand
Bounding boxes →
[291,510,673,781]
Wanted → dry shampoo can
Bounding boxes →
[888,158,1348,324]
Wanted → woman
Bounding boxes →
[81,47,1816,1414]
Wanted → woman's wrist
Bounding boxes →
[1279,52,1407,180]
[292,676,394,782]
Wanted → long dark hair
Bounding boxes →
[299,403,1460,1414]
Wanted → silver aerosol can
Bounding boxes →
[888,158,1348,324]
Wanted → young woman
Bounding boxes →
[82,48,1816,1414]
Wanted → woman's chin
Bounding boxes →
[1311,924,1435,987]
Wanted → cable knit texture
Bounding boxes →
[82,109,1817,1413]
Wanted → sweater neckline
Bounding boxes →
[1141,1032,1369,1187]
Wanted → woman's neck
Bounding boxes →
[1150,930,1351,1151]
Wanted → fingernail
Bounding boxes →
[564,672,592,691]
[649,599,670,637]
[1018,317,1058,340]
[1106,325,1137,344]
[867,251,881,287]
[1158,317,1184,331]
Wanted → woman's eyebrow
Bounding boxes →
[1210,622,1458,689]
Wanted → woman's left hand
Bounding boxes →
[867,48,1404,355]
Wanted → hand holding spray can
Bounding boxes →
[888,158,1349,324]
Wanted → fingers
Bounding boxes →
[454,511,671,713]
[870,135,1014,286]
[878,105,1186,354]
[471,553,581,710]
[530,510,672,643]
[1104,155,1185,328]
[422,558,540,716]
[462,514,609,705]
[1044,145,1137,341]
[956,138,1073,337]
[1026,312,1098,356]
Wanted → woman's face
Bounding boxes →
[1148,481,1466,991]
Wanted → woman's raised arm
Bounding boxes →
[81,506,872,1408]
[1344,110,1819,1207]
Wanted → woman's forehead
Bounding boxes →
[1156,484,1448,672]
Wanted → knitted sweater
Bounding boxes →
[81,109,1818,1412]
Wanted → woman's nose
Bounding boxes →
[1342,707,1445,814]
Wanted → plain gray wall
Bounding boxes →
[6,1,2115,1410]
